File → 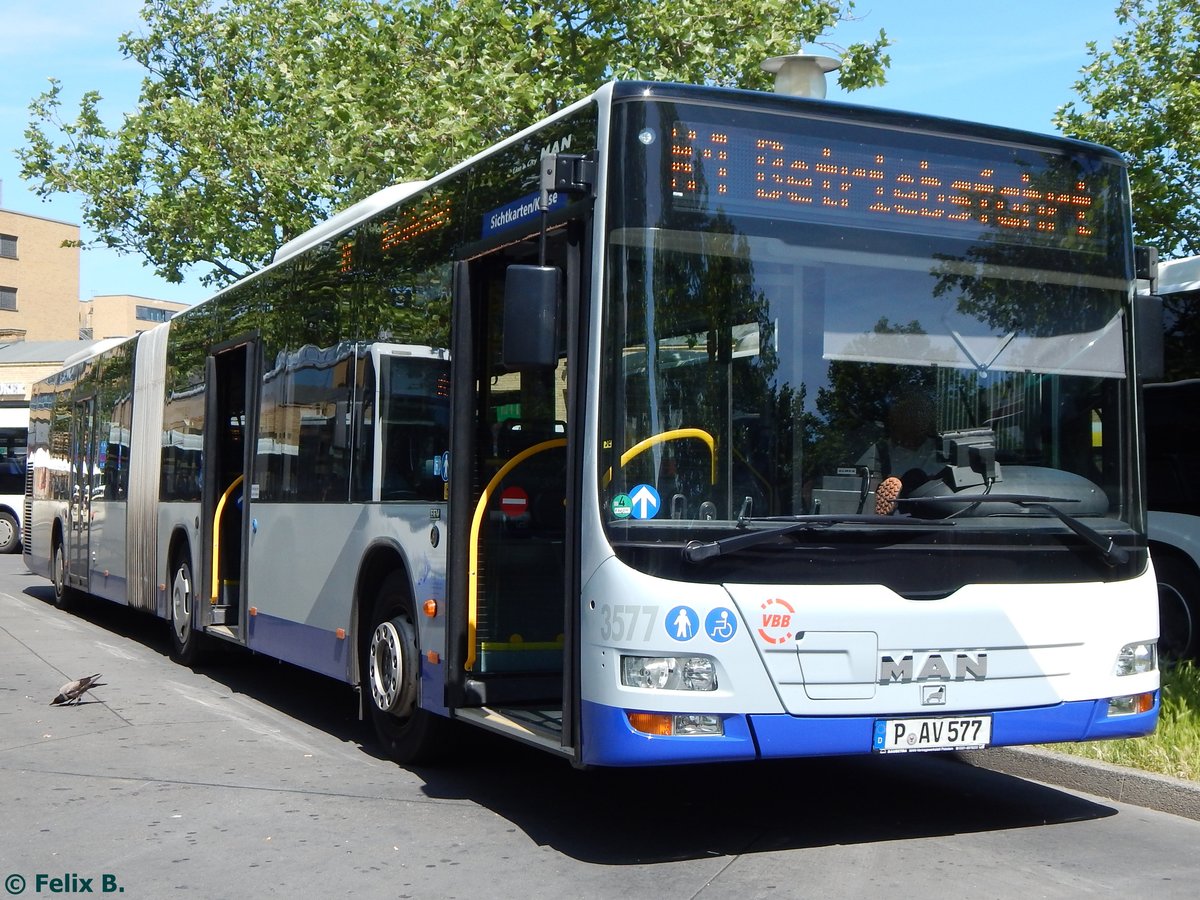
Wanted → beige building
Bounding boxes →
[81,294,189,340]
[0,208,81,342]
[0,205,189,400]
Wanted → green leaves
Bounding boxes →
[19,0,890,287]
[1055,0,1200,257]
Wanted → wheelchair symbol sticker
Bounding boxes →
[706,608,737,642]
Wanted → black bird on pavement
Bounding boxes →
[50,673,106,706]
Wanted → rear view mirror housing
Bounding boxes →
[503,264,560,369]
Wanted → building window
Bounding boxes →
[0,235,15,259]
[135,305,173,323]
[0,287,16,311]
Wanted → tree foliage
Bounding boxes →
[19,0,889,288]
[1055,0,1200,258]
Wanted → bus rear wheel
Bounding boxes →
[169,555,206,665]
[364,573,447,765]
[51,539,73,610]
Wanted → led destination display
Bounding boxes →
[667,118,1116,250]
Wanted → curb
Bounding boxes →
[958,746,1200,821]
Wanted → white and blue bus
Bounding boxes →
[0,402,28,554]
[25,74,1160,766]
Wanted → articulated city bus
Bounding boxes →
[26,75,1160,767]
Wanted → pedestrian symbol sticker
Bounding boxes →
[706,608,737,642]
[628,483,660,519]
[611,493,633,519]
[666,605,699,641]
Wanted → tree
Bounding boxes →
[1054,0,1200,258]
[19,0,889,288]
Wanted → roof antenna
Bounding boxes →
[761,48,841,98]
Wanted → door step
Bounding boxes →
[455,706,570,757]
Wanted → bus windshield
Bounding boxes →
[600,97,1134,566]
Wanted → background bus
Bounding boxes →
[25,72,1160,768]
[0,401,28,554]
[1145,254,1200,660]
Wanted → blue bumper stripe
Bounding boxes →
[581,695,1159,766]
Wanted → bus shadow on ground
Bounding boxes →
[24,580,1117,864]
[415,741,1117,863]
[23,581,369,747]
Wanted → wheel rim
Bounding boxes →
[369,617,417,715]
[53,545,66,597]
[0,517,14,549]
[172,564,192,644]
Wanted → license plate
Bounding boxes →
[873,715,992,753]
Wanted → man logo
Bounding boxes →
[879,651,988,684]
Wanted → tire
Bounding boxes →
[363,571,448,765]
[51,539,73,610]
[169,554,206,666]
[1155,555,1199,663]
[0,511,19,554]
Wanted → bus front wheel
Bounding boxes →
[364,573,447,765]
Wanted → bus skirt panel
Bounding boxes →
[579,695,1158,766]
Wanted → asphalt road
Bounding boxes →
[2,553,1199,899]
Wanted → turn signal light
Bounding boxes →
[626,712,724,736]
[627,712,673,735]
[1107,692,1156,716]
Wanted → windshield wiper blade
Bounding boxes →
[897,494,1130,566]
[682,515,954,564]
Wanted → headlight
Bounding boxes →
[621,655,717,691]
[1113,641,1157,676]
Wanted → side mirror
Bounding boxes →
[503,265,560,369]
[1134,292,1164,380]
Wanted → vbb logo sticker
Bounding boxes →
[757,597,796,644]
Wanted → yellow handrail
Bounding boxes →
[603,427,716,486]
[465,439,566,671]
[210,474,245,605]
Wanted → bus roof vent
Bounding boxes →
[761,50,841,99]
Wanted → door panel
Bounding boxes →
[203,341,258,636]
[68,397,97,587]
[459,231,576,704]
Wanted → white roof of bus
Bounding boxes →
[1157,255,1200,295]
[271,180,428,265]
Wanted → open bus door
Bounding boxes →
[202,338,260,642]
[67,395,98,592]
[447,218,587,761]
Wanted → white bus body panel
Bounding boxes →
[238,500,447,683]
[581,556,1159,716]
[87,498,128,603]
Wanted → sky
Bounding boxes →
[0,0,1129,308]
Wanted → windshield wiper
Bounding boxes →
[682,515,955,564]
[897,494,1130,566]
